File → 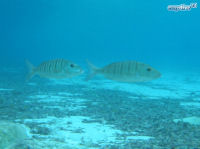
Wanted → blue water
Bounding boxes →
[0,0,200,70]
[0,0,200,148]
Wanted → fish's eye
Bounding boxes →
[70,64,75,68]
[146,68,151,72]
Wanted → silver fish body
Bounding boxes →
[26,59,83,80]
[87,61,161,82]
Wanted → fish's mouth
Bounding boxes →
[74,69,84,74]
[70,69,84,75]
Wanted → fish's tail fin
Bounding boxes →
[25,60,36,81]
[85,60,100,81]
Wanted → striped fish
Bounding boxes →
[86,61,161,82]
[26,59,83,81]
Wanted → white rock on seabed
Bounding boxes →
[180,102,200,108]
[193,98,200,101]
[22,116,153,148]
[27,82,37,86]
[126,136,154,141]
[0,88,14,91]
[173,116,200,125]
[28,93,84,102]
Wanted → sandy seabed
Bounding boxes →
[0,68,200,149]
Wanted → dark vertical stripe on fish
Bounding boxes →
[113,63,117,77]
[38,64,40,72]
[49,63,53,73]
[48,62,51,73]
[107,64,112,74]
[58,59,61,72]
[127,61,131,75]
[39,63,43,72]
[48,61,51,73]
[124,62,128,75]
[57,59,60,72]
[58,59,62,72]
[44,63,47,72]
[119,62,123,76]
[123,62,126,76]
[54,60,57,72]
[43,63,46,72]
[111,63,115,76]
[135,62,138,73]
[59,59,63,71]
[61,59,65,70]
[40,64,43,72]
[120,63,124,77]
[55,59,58,72]
[124,62,128,76]
[116,63,120,76]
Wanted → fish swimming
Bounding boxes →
[86,61,161,82]
[26,59,83,81]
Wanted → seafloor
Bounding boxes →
[0,67,200,149]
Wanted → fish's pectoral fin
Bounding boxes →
[25,59,36,81]
[85,60,100,81]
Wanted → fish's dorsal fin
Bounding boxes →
[25,59,36,81]
[85,60,100,81]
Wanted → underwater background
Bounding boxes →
[0,0,200,69]
[0,0,200,149]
